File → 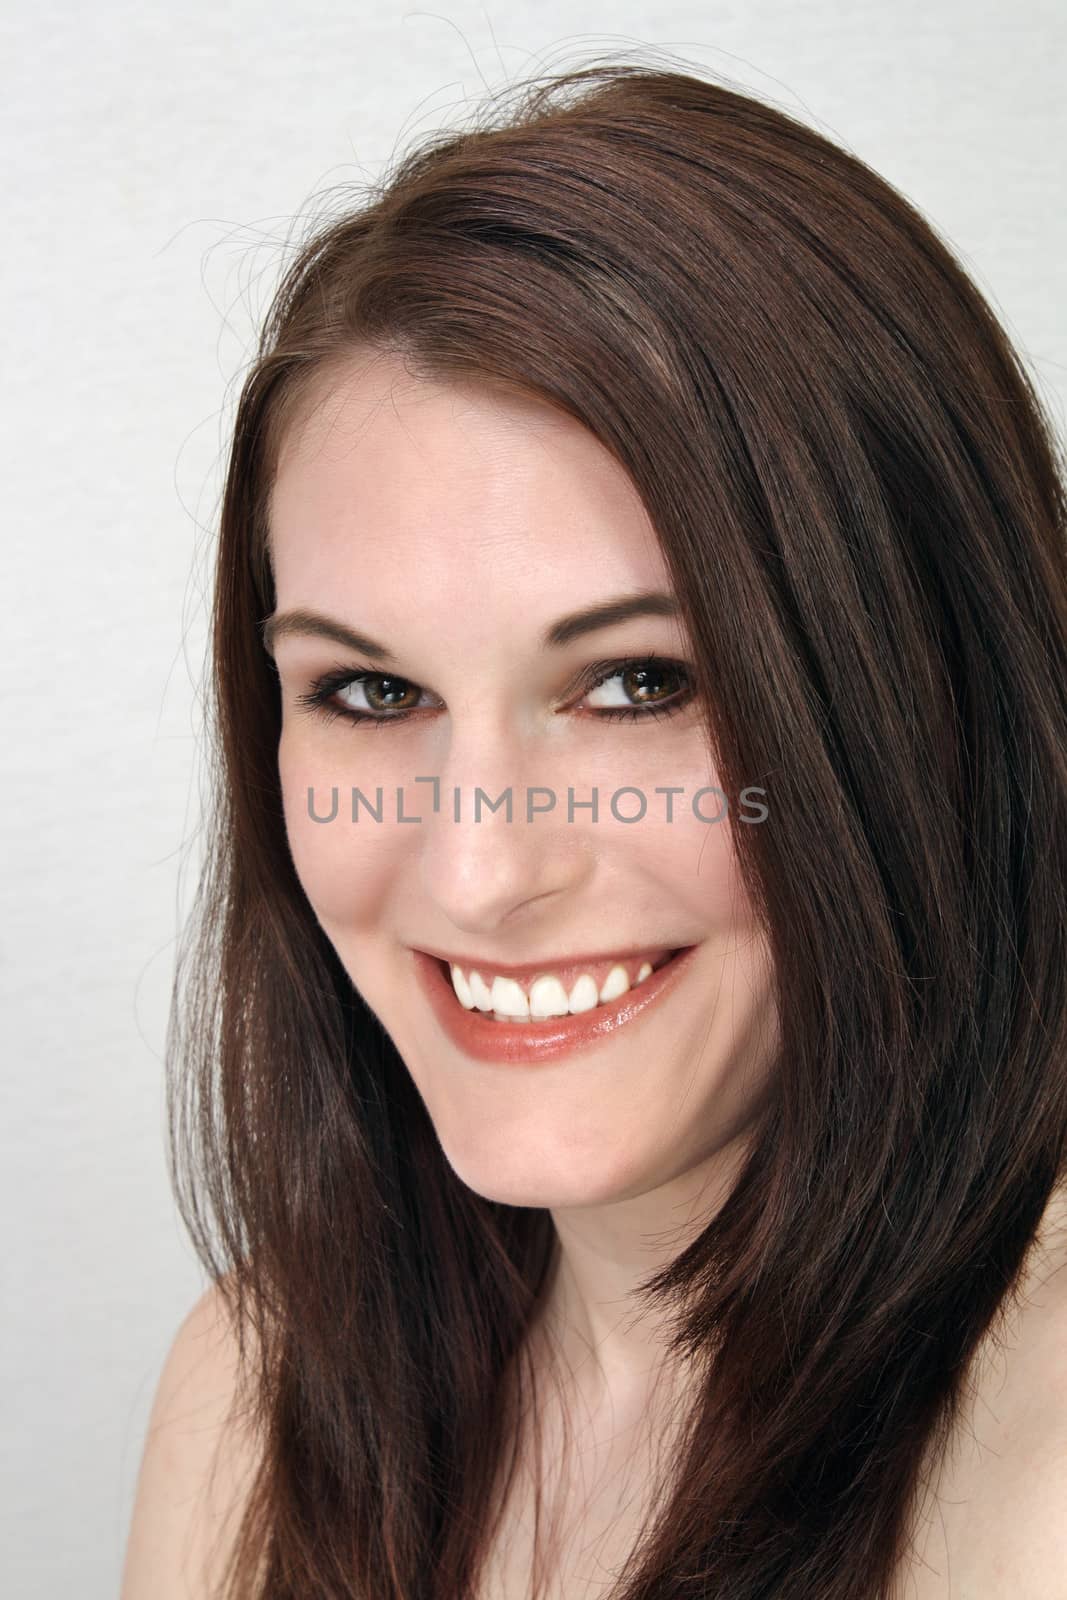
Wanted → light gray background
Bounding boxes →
[2,2,1063,1594]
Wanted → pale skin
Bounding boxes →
[121,350,1067,1597]
[268,349,779,1401]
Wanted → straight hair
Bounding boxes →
[168,55,1067,1599]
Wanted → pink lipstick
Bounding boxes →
[410,944,699,1065]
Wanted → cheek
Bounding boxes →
[611,731,757,932]
[656,806,758,937]
[278,739,395,929]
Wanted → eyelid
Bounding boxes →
[291,654,695,724]
[291,653,688,693]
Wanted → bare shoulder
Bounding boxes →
[120,1275,267,1599]
[900,1186,1067,1598]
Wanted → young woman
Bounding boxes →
[121,59,1067,1600]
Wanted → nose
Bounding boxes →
[411,730,596,935]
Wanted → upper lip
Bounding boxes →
[415,943,683,978]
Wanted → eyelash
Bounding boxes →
[292,654,695,730]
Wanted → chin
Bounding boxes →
[435,1131,649,1210]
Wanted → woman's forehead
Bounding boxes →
[269,355,668,586]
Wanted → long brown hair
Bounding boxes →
[168,54,1067,1598]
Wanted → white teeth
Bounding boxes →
[598,964,630,1003]
[445,955,666,1020]
[528,975,570,1018]
[449,964,475,1009]
[489,976,530,1018]
[569,974,601,1013]
[468,971,495,1010]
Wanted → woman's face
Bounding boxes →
[268,350,778,1209]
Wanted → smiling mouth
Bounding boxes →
[436,948,684,1023]
[411,943,702,1066]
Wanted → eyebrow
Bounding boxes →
[260,591,681,662]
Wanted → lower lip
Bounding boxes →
[410,945,700,1065]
